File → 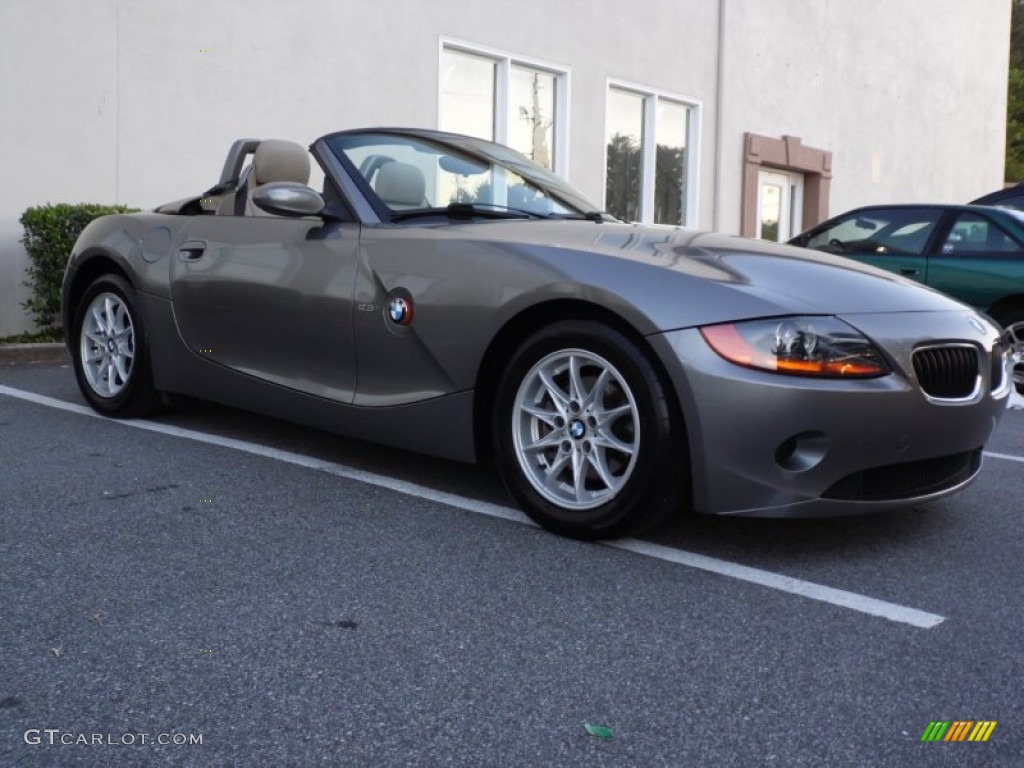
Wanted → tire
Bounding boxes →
[991,307,1024,394]
[71,274,161,417]
[493,320,686,540]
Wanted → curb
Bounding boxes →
[0,343,68,365]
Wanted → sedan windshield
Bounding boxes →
[325,130,605,220]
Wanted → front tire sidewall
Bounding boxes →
[495,321,681,539]
[72,274,157,416]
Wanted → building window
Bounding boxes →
[605,89,644,221]
[439,49,496,141]
[440,42,568,173]
[605,83,699,226]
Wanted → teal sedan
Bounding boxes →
[790,204,1024,389]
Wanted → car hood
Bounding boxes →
[441,220,970,331]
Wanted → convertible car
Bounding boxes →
[62,128,1010,539]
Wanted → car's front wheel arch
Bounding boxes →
[474,300,670,461]
[480,308,690,538]
[63,252,135,332]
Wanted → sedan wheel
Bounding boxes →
[495,320,686,539]
[1005,320,1024,393]
[72,274,160,416]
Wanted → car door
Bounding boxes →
[798,207,944,284]
[925,209,1024,310]
[168,215,360,402]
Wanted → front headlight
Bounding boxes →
[699,316,889,378]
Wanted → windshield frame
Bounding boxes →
[320,128,604,223]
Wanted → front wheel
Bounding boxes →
[493,320,686,539]
[71,274,161,416]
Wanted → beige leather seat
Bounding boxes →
[244,139,311,215]
[216,139,311,216]
[374,162,426,209]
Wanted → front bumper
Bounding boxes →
[650,310,1008,517]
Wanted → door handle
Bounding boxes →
[899,268,920,276]
[177,241,207,261]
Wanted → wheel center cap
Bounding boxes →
[107,339,116,352]
[569,419,586,440]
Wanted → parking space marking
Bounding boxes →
[983,450,1024,464]
[1,383,947,629]
[610,540,944,628]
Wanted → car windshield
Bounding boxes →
[324,130,603,219]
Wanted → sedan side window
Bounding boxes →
[942,212,1021,255]
[807,208,941,256]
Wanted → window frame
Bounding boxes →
[941,211,1024,256]
[438,39,570,176]
[604,79,701,227]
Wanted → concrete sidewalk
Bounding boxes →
[0,343,67,365]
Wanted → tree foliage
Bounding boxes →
[1007,0,1024,180]
[605,133,642,221]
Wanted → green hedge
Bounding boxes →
[20,203,137,330]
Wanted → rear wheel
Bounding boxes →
[71,274,161,416]
[494,320,685,539]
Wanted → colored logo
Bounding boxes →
[388,296,413,326]
[920,721,997,742]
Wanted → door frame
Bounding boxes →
[756,169,804,242]
[741,133,831,238]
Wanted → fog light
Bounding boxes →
[775,431,830,472]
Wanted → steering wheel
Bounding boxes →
[828,238,846,251]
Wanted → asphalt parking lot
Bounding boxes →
[1,360,1022,767]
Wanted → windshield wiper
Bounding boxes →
[550,211,610,223]
[391,202,549,222]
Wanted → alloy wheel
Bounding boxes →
[511,348,640,510]
[1007,321,1024,390]
[80,291,136,398]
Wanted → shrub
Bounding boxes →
[19,203,137,330]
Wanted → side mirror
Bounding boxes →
[252,182,325,217]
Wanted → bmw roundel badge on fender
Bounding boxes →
[388,296,413,326]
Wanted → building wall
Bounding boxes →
[717,0,1011,231]
[0,0,1010,336]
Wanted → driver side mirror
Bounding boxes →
[252,182,325,217]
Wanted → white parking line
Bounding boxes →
[983,450,1024,464]
[1,383,948,629]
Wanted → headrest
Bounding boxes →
[252,139,310,186]
[374,162,426,206]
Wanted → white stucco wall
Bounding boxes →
[717,0,1011,231]
[0,0,720,335]
[0,0,1011,336]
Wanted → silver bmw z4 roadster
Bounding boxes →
[62,128,1010,539]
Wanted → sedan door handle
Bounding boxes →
[177,241,207,261]
[899,268,920,276]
